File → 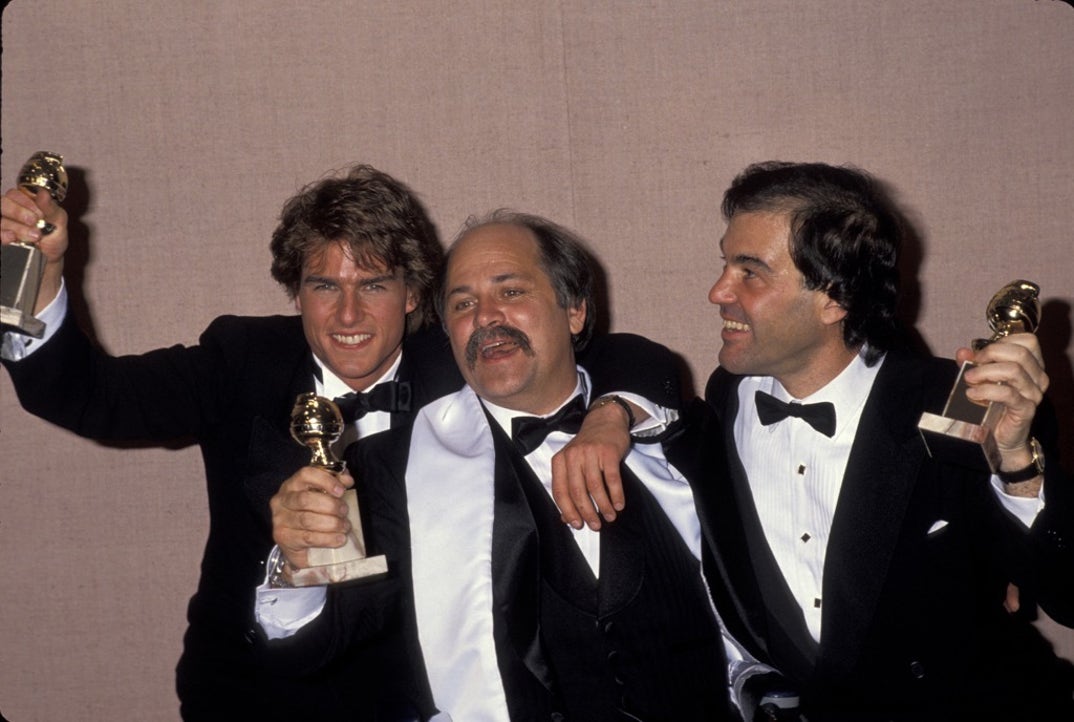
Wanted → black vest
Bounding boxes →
[500,430,731,721]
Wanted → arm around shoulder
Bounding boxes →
[579,332,684,410]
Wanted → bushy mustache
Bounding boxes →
[465,325,534,369]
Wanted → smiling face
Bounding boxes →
[296,241,417,391]
[707,210,852,398]
[442,223,586,414]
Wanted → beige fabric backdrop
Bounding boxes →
[2,0,1072,719]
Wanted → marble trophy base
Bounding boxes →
[290,488,388,586]
[918,360,1002,473]
[0,243,46,338]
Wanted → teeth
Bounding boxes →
[723,319,750,332]
[333,333,371,344]
[482,340,516,356]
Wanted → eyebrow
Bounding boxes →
[718,240,772,272]
[302,272,397,286]
[729,253,772,272]
[445,272,530,299]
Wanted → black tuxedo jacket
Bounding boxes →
[3,312,680,720]
[3,312,462,719]
[282,391,728,722]
[680,348,1074,721]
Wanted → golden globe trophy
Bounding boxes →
[288,393,388,585]
[1,152,68,338]
[917,280,1041,472]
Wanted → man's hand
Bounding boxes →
[956,333,1049,495]
[270,467,355,571]
[1,187,69,312]
[550,397,639,530]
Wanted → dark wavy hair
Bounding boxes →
[722,161,902,365]
[270,164,443,333]
[437,210,597,351]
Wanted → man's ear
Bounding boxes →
[406,287,418,315]
[819,295,847,327]
[567,299,587,336]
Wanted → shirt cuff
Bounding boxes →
[600,391,679,438]
[254,548,328,640]
[0,279,68,361]
[990,475,1045,528]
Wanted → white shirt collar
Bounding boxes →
[753,348,884,438]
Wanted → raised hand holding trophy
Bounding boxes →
[1,152,68,338]
[917,280,1042,472]
[287,393,388,585]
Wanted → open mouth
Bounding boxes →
[466,326,533,369]
[722,319,750,332]
[480,338,522,359]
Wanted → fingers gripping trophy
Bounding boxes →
[917,280,1042,472]
[288,393,388,585]
[1,152,68,337]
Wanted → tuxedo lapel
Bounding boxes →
[596,465,647,615]
[242,349,318,518]
[487,421,558,697]
[817,352,927,678]
[704,373,819,677]
[668,398,771,662]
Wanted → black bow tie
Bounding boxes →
[511,396,587,455]
[755,390,836,438]
[334,381,412,422]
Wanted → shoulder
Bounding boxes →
[202,314,304,344]
[199,314,307,361]
[399,325,464,401]
[871,348,959,414]
[580,332,685,408]
[703,366,742,411]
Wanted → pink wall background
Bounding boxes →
[2,1,1072,718]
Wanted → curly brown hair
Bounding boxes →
[270,164,443,332]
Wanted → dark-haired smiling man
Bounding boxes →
[688,161,1074,721]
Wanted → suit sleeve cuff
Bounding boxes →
[1,280,67,361]
[990,475,1044,528]
[254,548,328,640]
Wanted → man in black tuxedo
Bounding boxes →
[687,161,1074,720]
[0,172,677,720]
[262,211,737,720]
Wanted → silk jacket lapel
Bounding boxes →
[816,351,928,680]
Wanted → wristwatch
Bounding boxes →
[267,546,295,589]
[590,394,636,430]
[997,437,1044,484]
